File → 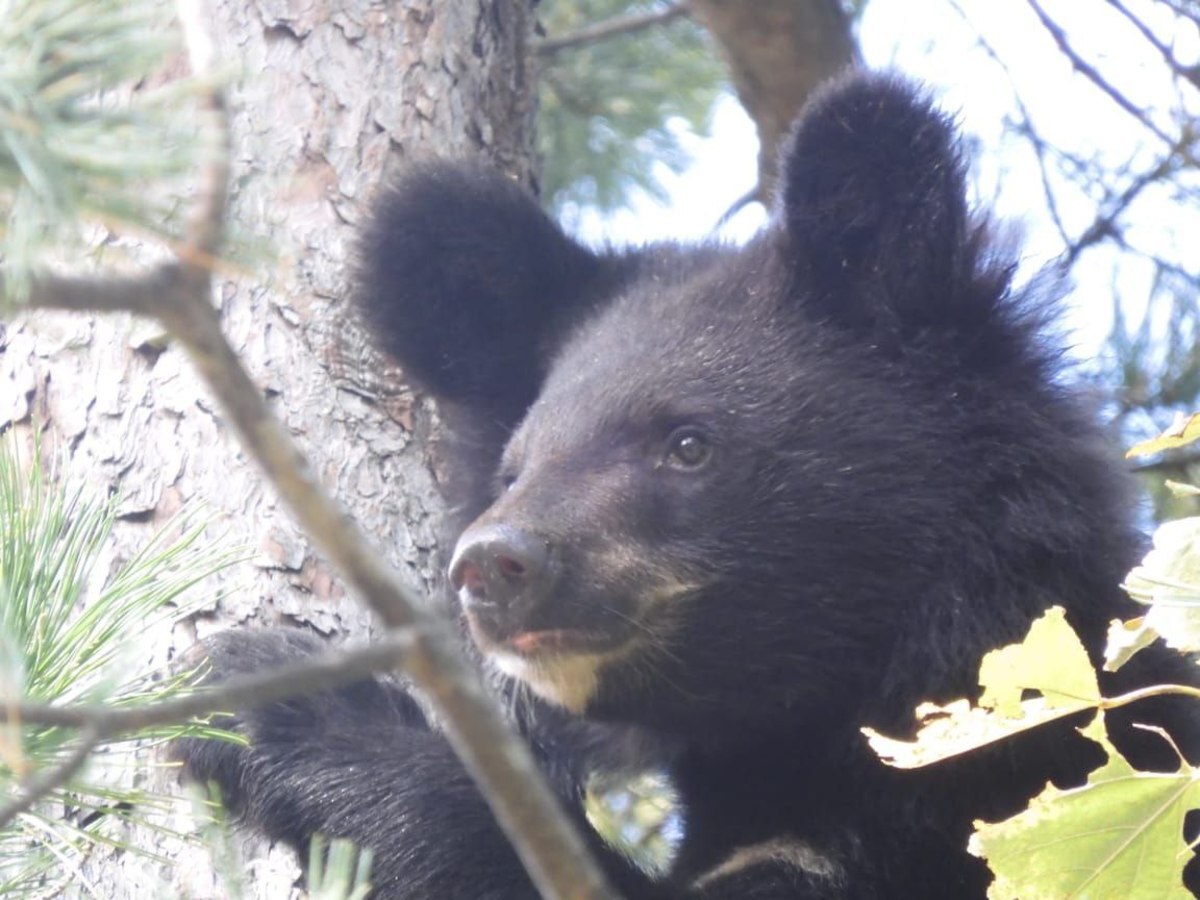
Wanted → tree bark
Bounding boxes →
[689,0,857,200]
[0,1,536,896]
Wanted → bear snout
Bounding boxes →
[449,523,555,639]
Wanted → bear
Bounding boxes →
[174,73,1200,899]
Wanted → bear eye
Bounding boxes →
[663,428,712,470]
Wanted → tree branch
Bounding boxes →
[1062,150,1177,268]
[688,0,857,199]
[536,2,690,56]
[946,0,1072,247]
[1025,0,1177,147]
[0,633,417,734]
[0,727,100,827]
[1104,0,1200,91]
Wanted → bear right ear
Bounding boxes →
[356,162,610,426]
[780,74,978,339]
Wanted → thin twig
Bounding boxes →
[0,727,101,827]
[3,266,177,316]
[1063,152,1177,268]
[537,2,689,56]
[0,633,418,734]
[22,226,614,900]
[1100,682,1200,707]
[1104,0,1200,91]
[946,0,1071,247]
[1025,0,1176,147]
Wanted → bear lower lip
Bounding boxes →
[501,628,620,657]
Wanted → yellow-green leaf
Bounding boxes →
[863,696,1096,770]
[1117,517,1200,663]
[978,607,1100,715]
[1165,481,1200,499]
[862,608,1100,769]
[1103,616,1160,673]
[970,715,1200,900]
[1127,412,1200,458]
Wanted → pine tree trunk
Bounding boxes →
[0,1,536,895]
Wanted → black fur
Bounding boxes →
[174,73,1200,898]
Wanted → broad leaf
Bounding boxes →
[970,716,1200,900]
[863,608,1099,768]
[1108,517,1200,671]
[1126,412,1200,458]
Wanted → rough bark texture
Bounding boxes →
[0,1,535,896]
[689,0,857,200]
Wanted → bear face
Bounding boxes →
[429,75,1133,742]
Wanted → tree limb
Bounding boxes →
[1104,0,1200,91]
[536,2,690,56]
[0,633,417,734]
[0,727,100,828]
[1062,150,1178,268]
[1025,0,1178,148]
[688,0,857,199]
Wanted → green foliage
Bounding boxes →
[865,418,1200,897]
[970,715,1200,900]
[308,834,375,900]
[862,608,1102,770]
[538,1,726,214]
[0,437,240,893]
[0,0,208,300]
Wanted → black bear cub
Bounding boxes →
[176,74,1200,898]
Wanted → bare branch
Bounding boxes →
[18,189,616,900]
[946,0,1072,246]
[0,727,100,827]
[1104,0,1200,90]
[1063,151,1177,267]
[689,0,857,198]
[536,2,689,56]
[1025,0,1176,147]
[4,266,177,316]
[0,633,418,735]
[1158,0,1200,27]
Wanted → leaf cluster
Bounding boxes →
[0,438,240,894]
[864,415,1200,899]
[0,0,209,300]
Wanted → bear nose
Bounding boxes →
[448,524,551,631]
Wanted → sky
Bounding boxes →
[577,0,1199,358]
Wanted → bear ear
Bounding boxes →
[356,162,610,427]
[779,73,976,337]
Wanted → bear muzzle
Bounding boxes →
[449,522,641,662]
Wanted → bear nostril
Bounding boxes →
[495,554,526,581]
[448,524,551,621]
[454,559,487,598]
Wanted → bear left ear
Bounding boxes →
[780,73,976,337]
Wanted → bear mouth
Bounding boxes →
[502,627,625,657]
[471,619,644,712]
[466,611,634,660]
